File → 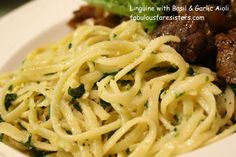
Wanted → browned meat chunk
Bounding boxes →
[153,11,216,63]
[68,6,103,29]
[216,28,236,84]
[94,14,127,28]
[68,6,126,29]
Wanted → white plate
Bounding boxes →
[0,0,235,156]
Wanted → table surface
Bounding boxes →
[0,0,30,17]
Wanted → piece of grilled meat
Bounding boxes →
[153,11,216,64]
[68,5,126,29]
[215,28,236,84]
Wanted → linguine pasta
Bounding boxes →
[0,20,235,157]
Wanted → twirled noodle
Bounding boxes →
[0,20,236,157]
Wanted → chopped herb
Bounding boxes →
[17,122,27,130]
[30,147,55,157]
[187,67,194,76]
[0,134,3,142]
[4,93,17,111]
[24,135,32,149]
[149,66,178,73]
[205,76,209,82]
[44,72,57,76]
[22,135,56,157]
[126,148,130,154]
[68,84,85,99]
[100,99,111,109]
[113,34,117,39]
[99,71,119,81]
[68,43,72,49]
[72,100,82,112]
[229,84,236,95]
[0,116,4,123]
[175,92,185,98]
[8,84,13,91]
